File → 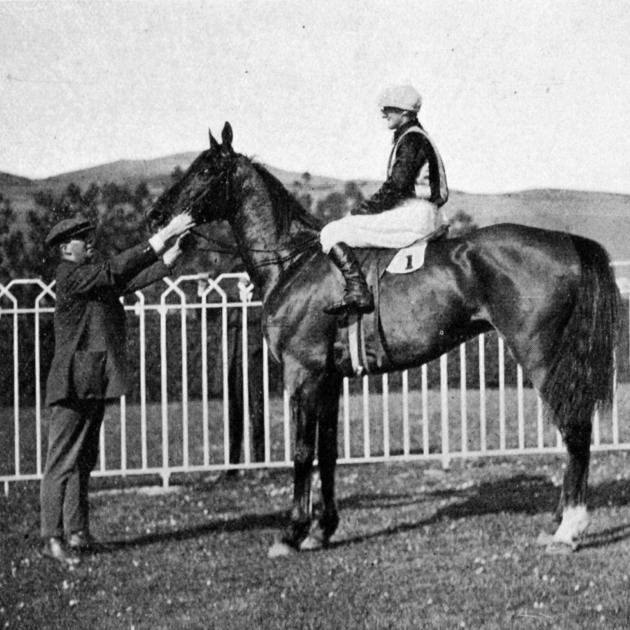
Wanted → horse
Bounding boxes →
[147,122,620,555]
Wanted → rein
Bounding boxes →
[177,156,322,268]
[189,229,239,255]
[189,224,321,268]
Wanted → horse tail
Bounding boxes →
[541,235,620,430]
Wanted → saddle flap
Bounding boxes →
[335,251,391,375]
[334,224,449,375]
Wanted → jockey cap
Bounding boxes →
[378,85,422,113]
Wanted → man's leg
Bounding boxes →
[64,399,105,537]
[40,402,86,539]
[40,401,87,565]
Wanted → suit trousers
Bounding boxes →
[40,399,105,538]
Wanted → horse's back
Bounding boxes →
[375,222,589,368]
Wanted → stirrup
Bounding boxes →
[323,296,374,316]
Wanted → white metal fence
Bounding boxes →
[2,266,630,493]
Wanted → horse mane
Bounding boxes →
[250,161,322,236]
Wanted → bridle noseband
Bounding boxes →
[181,157,320,268]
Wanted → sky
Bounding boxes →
[1,0,629,194]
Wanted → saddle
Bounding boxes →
[334,224,449,376]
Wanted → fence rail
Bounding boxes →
[2,267,630,494]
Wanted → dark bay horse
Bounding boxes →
[148,122,620,554]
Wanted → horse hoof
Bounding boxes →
[545,541,577,555]
[536,531,578,553]
[268,540,296,559]
[535,531,554,546]
[299,534,325,552]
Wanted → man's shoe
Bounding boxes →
[68,530,109,553]
[68,530,99,552]
[41,537,80,567]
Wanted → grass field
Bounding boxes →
[1,453,630,629]
[2,388,630,629]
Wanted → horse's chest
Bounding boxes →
[262,303,331,369]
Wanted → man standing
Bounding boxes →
[40,212,194,566]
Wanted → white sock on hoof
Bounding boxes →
[553,505,589,545]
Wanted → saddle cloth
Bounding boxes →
[334,224,449,376]
[385,239,428,274]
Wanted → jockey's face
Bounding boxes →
[381,107,408,130]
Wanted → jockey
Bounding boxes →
[320,84,449,315]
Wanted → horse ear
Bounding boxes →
[221,122,233,152]
[208,129,219,151]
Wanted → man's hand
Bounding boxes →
[162,234,187,268]
[149,213,196,254]
[161,213,196,241]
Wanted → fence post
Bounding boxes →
[440,353,450,470]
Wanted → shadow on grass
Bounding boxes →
[94,474,630,553]
[338,492,429,511]
[105,509,288,551]
[580,523,630,549]
[329,474,630,549]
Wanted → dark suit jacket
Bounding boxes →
[45,243,171,406]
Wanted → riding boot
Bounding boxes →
[324,243,374,315]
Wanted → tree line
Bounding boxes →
[0,170,537,407]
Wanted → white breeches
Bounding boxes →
[319,198,443,254]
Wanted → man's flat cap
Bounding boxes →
[45,217,94,247]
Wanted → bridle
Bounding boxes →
[179,157,321,268]
[190,228,319,267]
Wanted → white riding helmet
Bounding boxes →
[378,85,422,112]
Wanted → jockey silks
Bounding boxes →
[388,124,449,208]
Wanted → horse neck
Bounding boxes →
[228,164,307,295]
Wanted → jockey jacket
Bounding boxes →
[353,118,448,215]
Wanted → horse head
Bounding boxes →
[147,122,237,229]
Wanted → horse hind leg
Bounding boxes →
[548,424,591,551]
[525,362,592,553]
[511,353,592,553]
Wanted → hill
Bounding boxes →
[0,153,346,197]
[0,172,33,188]
[1,154,629,267]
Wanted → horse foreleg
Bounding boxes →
[274,374,319,552]
[249,347,266,463]
[227,330,244,468]
[300,373,341,551]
